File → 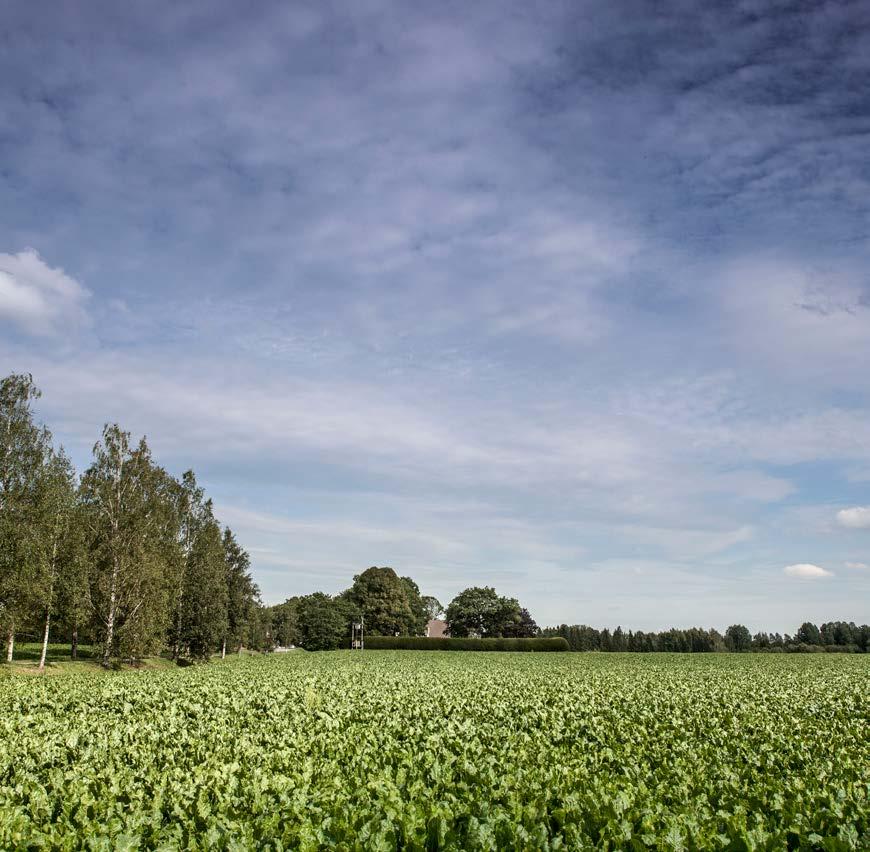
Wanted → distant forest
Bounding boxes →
[542,621,870,654]
[3,372,867,664]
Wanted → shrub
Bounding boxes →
[361,636,569,651]
[786,643,826,654]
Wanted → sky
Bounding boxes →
[1,0,869,632]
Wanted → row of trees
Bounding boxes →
[6,372,862,661]
[543,621,870,653]
[0,374,264,667]
[265,575,540,651]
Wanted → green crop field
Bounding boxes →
[1,652,867,850]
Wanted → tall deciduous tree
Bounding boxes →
[400,576,429,636]
[502,607,539,638]
[796,621,821,646]
[267,597,300,648]
[344,566,421,636]
[295,593,353,651]
[445,586,524,638]
[725,624,752,652]
[33,447,77,669]
[79,425,175,666]
[0,373,49,662]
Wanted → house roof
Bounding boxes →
[427,618,448,638]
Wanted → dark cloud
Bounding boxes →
[512,0,870,249]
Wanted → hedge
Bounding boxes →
[361,636,570,652]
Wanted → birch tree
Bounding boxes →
[79,425,175,666]
[32,448,77,669]
[0,373,48,662]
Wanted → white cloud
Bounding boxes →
[844,561,868,570]
[836,506,870,529]
[0,249,90,336]
[783,563,834,579]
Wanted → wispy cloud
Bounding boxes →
[2,0,870,629]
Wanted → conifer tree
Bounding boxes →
[223,527,259,656]
[178,503,227,659]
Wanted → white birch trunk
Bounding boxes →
[39,537,59,670]
[103,556,118,667]
[39,610,51,670]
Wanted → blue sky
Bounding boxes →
[1,0,869,631]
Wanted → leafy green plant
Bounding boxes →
[0,652,867,849]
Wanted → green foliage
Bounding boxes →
[363,635,568,651]
[295,593,353,651]
[266,597,300,647]
[344,566,425,636]
[223,528,261,653]
[0,373,50,655]
[797,621,822,645]
[725,624,753,652]
[444,586,525,638]
[421,595,443,620]
[0,375,261,664]
[79,426,176,664]
[0,653,867,849]
[399,575,429,636]
[181,513,228,659]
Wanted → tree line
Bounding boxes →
[543,621,870,653]
[5,372,866,662]
[265,576,539,651]
[0,374,264,668]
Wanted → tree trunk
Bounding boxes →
[40,537,58,671]
[71,628,78,660]
[103,555,119,668]
[104,451,123,668]
[39,609,51,670]
[221,637,226,659]
[5,626,13,663]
